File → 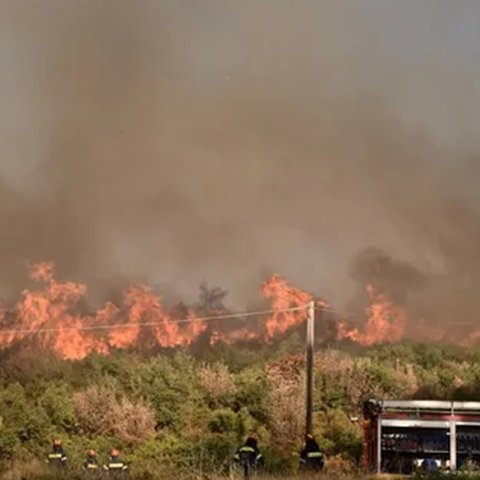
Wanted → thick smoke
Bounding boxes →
[0,0,480,330]
[349,247,426,304]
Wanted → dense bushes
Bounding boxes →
[74,385,155,442]
[2,341,480,478]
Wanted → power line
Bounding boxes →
[0,305,308,336]
[314,304,358,318]
[316,305,480,328]
[2,302,474,338]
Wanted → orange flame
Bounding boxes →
[337,283,407,345]
[8,262,464,358]
[9,261,109,359]
[0,262,209,359]
[261,274,311,340]
[209,274,312,345]
[0,264,314,360]
[109,285,207,349]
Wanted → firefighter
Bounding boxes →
[83,449,100,476]
[233,435,264,475]
[103,448,128,477]
[46,438,67,469]
[300,434,324,471]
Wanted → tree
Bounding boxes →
[38,382,76,432]
[196,283,228,314]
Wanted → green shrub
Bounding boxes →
[1,342,480,476]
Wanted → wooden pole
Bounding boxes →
[306,300,315,435]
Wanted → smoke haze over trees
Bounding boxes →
[0,1,480,333]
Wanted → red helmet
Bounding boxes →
[88,449,96,457]
[111,448,120,457]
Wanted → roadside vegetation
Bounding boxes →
[2,338,480,479]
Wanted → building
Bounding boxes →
[363,400,480,473]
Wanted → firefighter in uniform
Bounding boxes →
[46,438,67,469]
[83,449,100,476]
[300,434,324,471]
[233,435,264,473]
[104,448,128,477]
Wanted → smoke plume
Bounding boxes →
[0,0,480,334]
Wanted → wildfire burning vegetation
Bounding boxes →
[337,283,408,346]
[0,261,475,361]
[0,263,312,360]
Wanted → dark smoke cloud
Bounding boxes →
[350,247,426,304]
[0,0,480,329]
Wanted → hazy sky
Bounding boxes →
[0,1,479,321]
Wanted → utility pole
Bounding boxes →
[305,300,315,435]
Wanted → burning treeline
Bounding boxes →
[0,259,477,361]
[0,261,312,360]
[1,1,480,360]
